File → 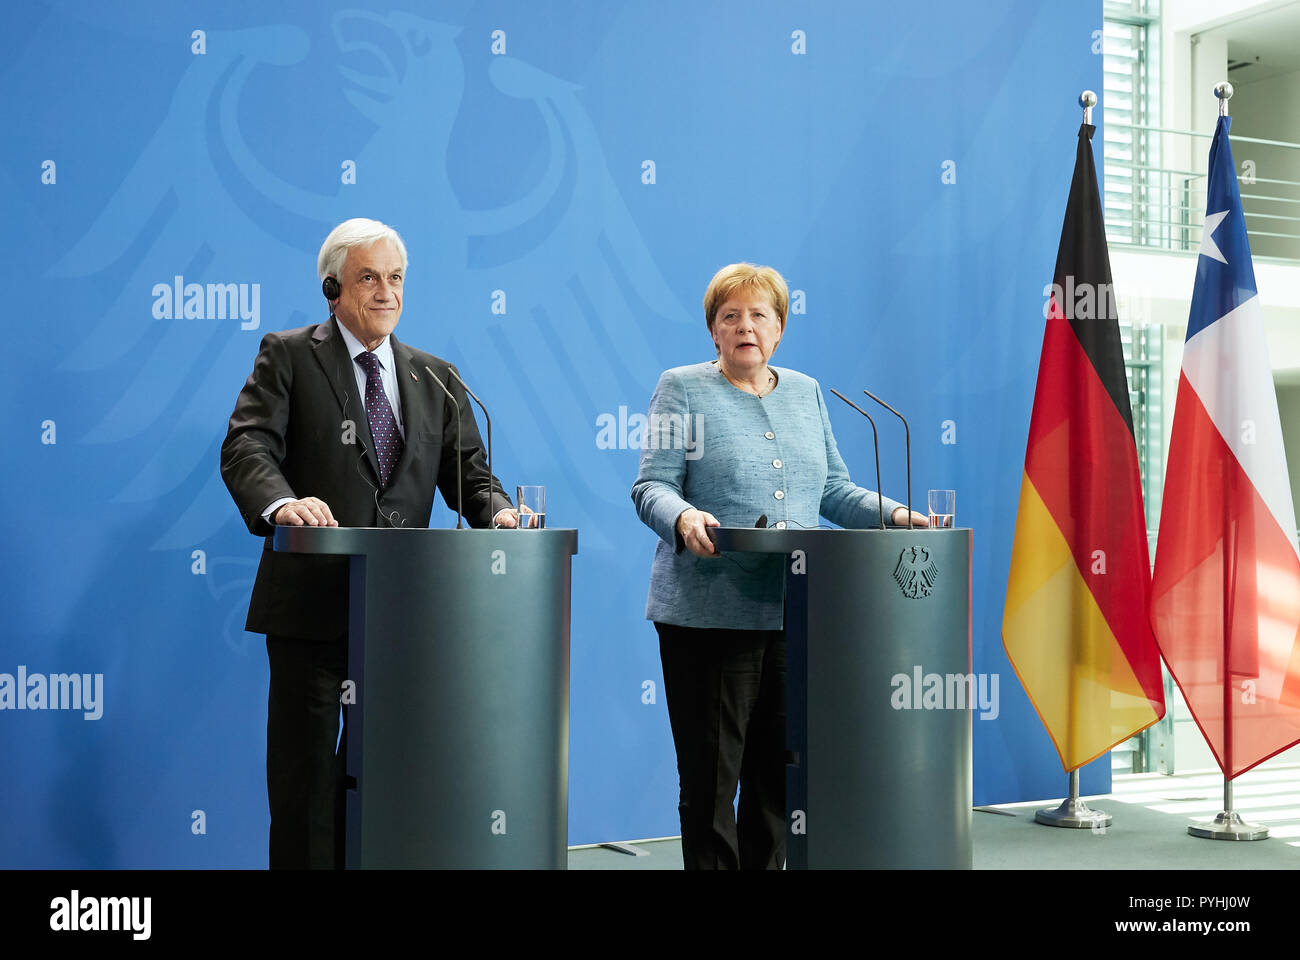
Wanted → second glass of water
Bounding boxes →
[517,485,546,529]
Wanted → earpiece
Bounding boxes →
[322,276,340,301]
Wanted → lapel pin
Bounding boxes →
[410,370,419,382]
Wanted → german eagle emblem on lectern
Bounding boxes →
[894,546,939,599]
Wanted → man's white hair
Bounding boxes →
[317,218,408,280]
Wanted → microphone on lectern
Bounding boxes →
[423,365,464,529]
[862,389,913,529]
[829,389,885,531]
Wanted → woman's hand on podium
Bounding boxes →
[891,507,930,528]
[677,508,720,558]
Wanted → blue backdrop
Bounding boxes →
[0,0,1108,867]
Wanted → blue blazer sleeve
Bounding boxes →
[630,369,695,552]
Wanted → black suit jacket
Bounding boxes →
[220,316,510,640]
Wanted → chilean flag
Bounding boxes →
[1151,116,1300,779]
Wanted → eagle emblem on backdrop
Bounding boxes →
[50,9,691,562]
[894,546,939,599]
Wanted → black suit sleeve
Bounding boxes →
[221,332,298,536]
[438,363,512,527]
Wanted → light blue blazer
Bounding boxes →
[631,361,905,630]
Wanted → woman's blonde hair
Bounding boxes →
[702,262,789,334]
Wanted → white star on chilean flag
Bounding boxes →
[1151,116,1300,778]
[1199,209,1229,264]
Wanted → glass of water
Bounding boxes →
[928,489,955,529]
[517,485,546,529]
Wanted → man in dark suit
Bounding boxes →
[221,217,516,869]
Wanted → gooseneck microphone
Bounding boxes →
[829,389,886,531]
[423,365,465,529]
[862,389,913,529]
[444,367,495,520]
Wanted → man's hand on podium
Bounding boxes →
[274,497,338,527]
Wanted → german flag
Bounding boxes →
[1001,123,1166,771]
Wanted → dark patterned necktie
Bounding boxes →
[354,351,404,488]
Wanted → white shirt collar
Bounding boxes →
[335,316,395,371]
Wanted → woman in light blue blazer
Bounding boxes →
[631,262,924,870]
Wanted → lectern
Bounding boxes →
[274,526,578,869]
[713,527,973,869]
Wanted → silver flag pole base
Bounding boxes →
[1035,796,1112,829]
[1189,775,1269,839]
[1188,811,1268,841]
[1037,768,1111,828]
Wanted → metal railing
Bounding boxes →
[1104,121,1300,262]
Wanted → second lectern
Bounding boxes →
[713,527,973,869]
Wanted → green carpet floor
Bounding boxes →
[568,764,1300,869]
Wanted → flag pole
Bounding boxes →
[1036,89,1112,832]
[1183,81,1266,841]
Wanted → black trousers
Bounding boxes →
[655,622,786,870]
[265,634,348,870]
